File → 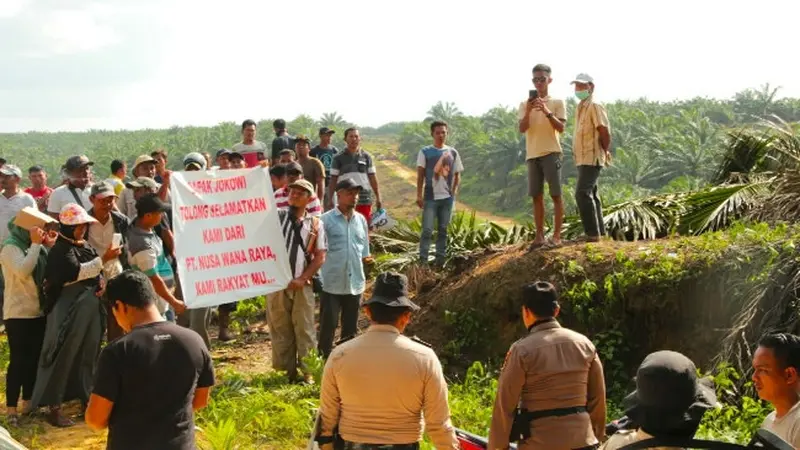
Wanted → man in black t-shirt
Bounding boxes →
[310,127,339,180]
[271,118,294,164]
[85,270,215,450]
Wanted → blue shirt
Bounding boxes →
[320,207,370,295]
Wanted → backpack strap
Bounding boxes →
[67,185,84,208]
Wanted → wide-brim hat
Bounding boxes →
[624,351,718,432]
[134,154,156,169]
[59,203,98,226]
[363,272,420,311]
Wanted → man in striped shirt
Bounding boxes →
[268,179,327,384]
[274,162,322,217]
[326,127,382,226]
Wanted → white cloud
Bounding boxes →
[0,0,29,18]
[38,6,119,55]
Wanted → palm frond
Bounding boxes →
[602,195,685,241]
[678,182,772,235]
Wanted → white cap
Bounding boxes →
[571,73,594,84]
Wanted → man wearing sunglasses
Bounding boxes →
[518,64,567,250]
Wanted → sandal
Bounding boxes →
[528,241,546,252]
[7,415,18,427]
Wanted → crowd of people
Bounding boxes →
[0,63,794,450]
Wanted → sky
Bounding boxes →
[1,0,798,133]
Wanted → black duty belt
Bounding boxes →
[525,405,588,421]
[342,442,419,450]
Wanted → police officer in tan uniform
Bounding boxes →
[488,281,606,450]
[316,272,459,450]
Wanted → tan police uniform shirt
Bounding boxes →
[488,320,606,450]
[319,324,459,449]
[518,98,567,160]
[572,96,611,167]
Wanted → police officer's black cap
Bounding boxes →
[335,178,363,192]
[319,127,335,135]
[363,272,419,311]
[522,281,559,308]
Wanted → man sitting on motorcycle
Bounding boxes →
[601,350,717,450]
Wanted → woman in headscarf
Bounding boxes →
[0,216,57,425]
[30,203,121,427]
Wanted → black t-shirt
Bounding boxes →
[310,145,339,177]
[92,321,215,450]
[271,135,294,161]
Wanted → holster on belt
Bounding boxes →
[508,405,589,444]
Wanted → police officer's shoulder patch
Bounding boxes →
[411,336,432,348]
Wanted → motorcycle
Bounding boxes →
[453,427,793,450]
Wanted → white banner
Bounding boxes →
[171,167,291,308]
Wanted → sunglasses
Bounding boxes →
[532,76,548,83]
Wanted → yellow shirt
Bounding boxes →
[518,97,567,160]
[573,96,611,166]
[106,175,125,196]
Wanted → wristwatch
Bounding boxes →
[546,112,554,119]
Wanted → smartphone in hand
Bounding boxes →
[112,233,122,248]
[529,89,538,99]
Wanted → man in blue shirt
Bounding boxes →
[318,179,372,358]
[415,120,464,268]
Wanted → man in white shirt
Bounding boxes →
[47,155,94,219]
[754,333,800,448]
[0,165,36,243]
[231,119,268,168]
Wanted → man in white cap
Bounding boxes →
[571,73,611,243]
[118,155,170,220]
[47,155,94,219]
[0,165,36,242]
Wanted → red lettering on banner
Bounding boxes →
[179,198,267,222]
[248,246,276,262]
[195,279,217,296]
[179,204,210,221]
[214,176,247,193]
[216,274,250,292]
[203,228,223,244]
[221,250,248,267]
[224,225,246,241]
[197,254,221,270]
[250,271,275,286]
[188,179,213,194]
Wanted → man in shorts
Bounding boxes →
[518,63,567,248]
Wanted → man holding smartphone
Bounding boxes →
[518,64,567,249]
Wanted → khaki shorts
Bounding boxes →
[527,153,562,197]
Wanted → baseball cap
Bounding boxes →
[287,179,315,196]
[319,127,335,136]
[133,154,156,169]
[335,178,362,192]
[294,134,311,145]
[65,155,94,172]
[228,150,244,160]
[363,272,419,311]
[0,164,22,178]
[183,152,207,170]
[280,148,295,155]
[135,193,170,215]
[90,181,117,199]
[125,177,159,191]
[216,148,231,158]
[571,73,595,84]
[285,161,303,174]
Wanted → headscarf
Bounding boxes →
[43,222,100,308]
[2,219,48,289]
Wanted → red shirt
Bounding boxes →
[24,186,53,199]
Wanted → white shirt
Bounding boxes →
[47,184,92,215]
[0,191,36,243]
[0,244,44,319]
[762,401,800,448]
[87,217,123,278]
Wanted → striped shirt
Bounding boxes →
[278,210,327,279]
[330,149,376,205]
[274,187,322,217]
